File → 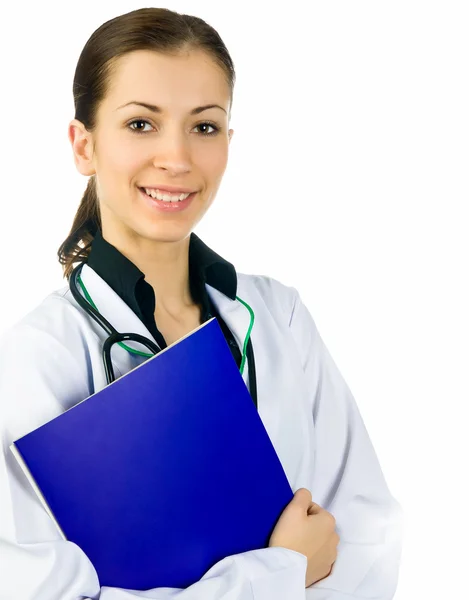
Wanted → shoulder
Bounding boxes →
[237,273,309,327]
[236,271,302,323]
[0,287,93,440]
[0,284,92,374]
[236,272,321,366]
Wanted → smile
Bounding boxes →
[138,187,197,212]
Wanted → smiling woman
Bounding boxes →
[0,6,402,600]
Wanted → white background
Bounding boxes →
[0,1,468,598]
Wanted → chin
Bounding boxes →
[134,222,192,244]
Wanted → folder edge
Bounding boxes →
[10,441,67,540]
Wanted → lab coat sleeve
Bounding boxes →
[0,321,307,600]
[288,288,403,599]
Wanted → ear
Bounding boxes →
[68,119,96,176]
[228,128,234,144]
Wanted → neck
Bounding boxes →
[101,225,195,317]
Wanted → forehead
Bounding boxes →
[103,49,230,112]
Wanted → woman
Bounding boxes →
[0,7,402,600]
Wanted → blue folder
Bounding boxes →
[10,317,294,590]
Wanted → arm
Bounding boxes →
[288,289,403,599]
[0,322,307,600]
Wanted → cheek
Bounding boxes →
[113,144,143,175]
[99,131,143,177]
[197,144,229,178]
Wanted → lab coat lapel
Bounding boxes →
[205,282,252,390]
[79,264,160,376]
[79,264,158,343]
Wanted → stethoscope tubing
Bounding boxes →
[70,263,160,382]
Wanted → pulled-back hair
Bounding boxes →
[57,7,235,279]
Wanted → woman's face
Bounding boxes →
[70,49,233,245]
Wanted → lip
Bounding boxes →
[138,187,197,213]
[139,184,197,194]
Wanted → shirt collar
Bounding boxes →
[86,229,238,326]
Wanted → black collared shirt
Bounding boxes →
[86,229,243,368]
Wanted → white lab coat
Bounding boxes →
[0,264,403,600]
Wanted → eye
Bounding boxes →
[127,119,153,134]
[194,121,220,136]
[126,119,220,136]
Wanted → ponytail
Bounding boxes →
[57,175,101,279]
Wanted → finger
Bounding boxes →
[293,488,312,507]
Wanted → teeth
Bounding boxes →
[143,188,191,202]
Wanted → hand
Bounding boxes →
[268,488,339,588]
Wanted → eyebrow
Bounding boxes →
[116,101,227,115]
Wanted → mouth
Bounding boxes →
[138,187,195,201]
[138,187,197,212]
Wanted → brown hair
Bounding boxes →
[57,7,236,279]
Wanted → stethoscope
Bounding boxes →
[69,263,258,407]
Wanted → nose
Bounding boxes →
[151,130,192,176]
